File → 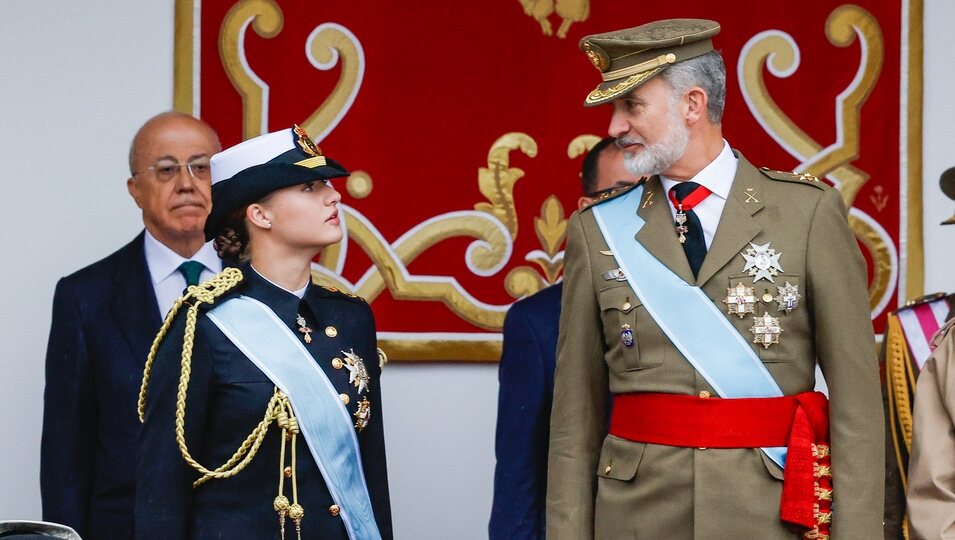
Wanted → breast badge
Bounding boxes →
[353,397,371,432]
[750,312,782,349]
[775,282,801,313]
[741,242,783,283]
[342,349,370,394]
[724,282,756,318]
[601,268,628,282]
[621,323,635,348]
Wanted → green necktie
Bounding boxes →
[178,260,205,287]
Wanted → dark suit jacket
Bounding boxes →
[489,283,562,540]
[136,265,392,539]
[41,233,161,539]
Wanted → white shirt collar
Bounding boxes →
[250,265,309,299]
[143,230,222,286]
[660,140,738,199]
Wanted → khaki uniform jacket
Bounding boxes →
[547,153,884,539]
[907,318,955,539]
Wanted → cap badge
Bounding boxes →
[583,42,609,72]
[293,124,322,156]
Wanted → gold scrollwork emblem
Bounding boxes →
[518,0,591,39]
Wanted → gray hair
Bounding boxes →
[659,51,726,124]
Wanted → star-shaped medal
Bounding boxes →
[750,312,782,349]
[741,242,783,283]
[723,282,756,318]
[342,349,370,394]
[774,281,801,313]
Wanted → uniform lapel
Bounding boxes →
[696,155,764,287]
[635,176,696,284]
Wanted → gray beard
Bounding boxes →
[619,110,690,177]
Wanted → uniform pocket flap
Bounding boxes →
[598,286,640,314]
[596,435,647,482]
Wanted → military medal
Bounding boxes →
[674,210,689,244]
[621,324,634,348]
[295,314,312,344]
[342,349,370,394]
[775,281,801,313]
[723,282,756,318]
[601,268,627,282]
[741,242,783,283]
[354,397,372,432]
[750,312,782,348]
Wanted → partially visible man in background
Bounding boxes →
[489,136,640,540]
[41,112,222,539]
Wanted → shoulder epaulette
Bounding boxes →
[893,292,950,315]
[313,283,367,303]
[580,178,647,213]
[758,167,828,191]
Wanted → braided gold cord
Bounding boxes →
[138,268,244,422]
[885,314,914,491]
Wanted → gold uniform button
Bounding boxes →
[332,357,344,369]
[604,464,612,474]
[622,302,632,310]
[762,293,774,303]
[339,393,350,405]
[325,326,338,338]
[698,390,711,398]
[328,504,341,517]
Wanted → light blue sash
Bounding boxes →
[207,296,381,540]
[591,186,787,467]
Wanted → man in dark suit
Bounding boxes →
[489,137,639,540]
[40,112,222,539]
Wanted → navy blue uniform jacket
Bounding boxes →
[42,233,161,539]
[136,266,392,539]
[489,283,562,540]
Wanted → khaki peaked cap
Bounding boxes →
[579,18,720,106]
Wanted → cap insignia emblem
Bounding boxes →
[293,124,322,157]
[583,42,609,72]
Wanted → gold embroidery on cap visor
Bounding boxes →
[294,155,328,168]
[584,67,665,105]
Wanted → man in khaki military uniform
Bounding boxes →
[907,317,955,539]
[547,19,884,539]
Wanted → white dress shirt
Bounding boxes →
[659,140,738,249]
[143,231,223,318]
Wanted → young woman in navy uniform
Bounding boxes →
[136,126,392,540]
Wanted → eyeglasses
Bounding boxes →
[134,159,212,182]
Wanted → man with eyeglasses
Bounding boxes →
[489,136,640,540]
[40,111,222,539]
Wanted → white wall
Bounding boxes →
[0,2,952,539]
[922,0,955,293]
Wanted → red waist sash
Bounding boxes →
[609,391,831,535]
